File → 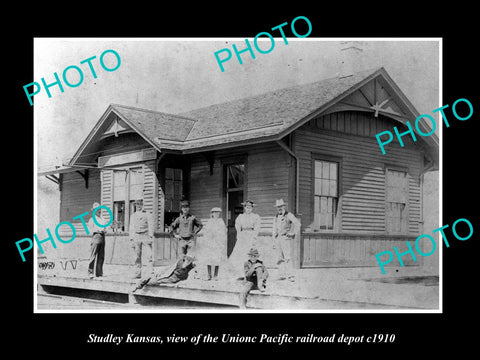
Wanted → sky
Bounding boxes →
[34,38,440,242]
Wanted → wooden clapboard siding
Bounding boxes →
[189,142,291,221]
[59,169,101,225]
[296,111,423,235]
[245,144,290,218]
[189,153,223,218]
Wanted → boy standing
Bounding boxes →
[239,248,269,309]
[170,200,203,256]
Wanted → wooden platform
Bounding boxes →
[39,275,395,310]
[37,270,438,310]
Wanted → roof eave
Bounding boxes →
[68,104,164,167]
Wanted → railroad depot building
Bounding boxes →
[39,67,438,270]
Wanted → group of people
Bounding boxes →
[86,197,300,308]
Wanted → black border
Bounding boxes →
[7,6,478,355]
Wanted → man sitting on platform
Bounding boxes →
[239,248,269,309]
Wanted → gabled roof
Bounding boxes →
[60,66,438,173]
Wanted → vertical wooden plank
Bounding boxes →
[349,112,355,134]
[315,237,322,261]
[338,112,344,132]
[346,238,353,261]
[365,113,370,136]
[370,116,376,137]
[344,237,350,261]
[303,236,310,263]
[333,112,339,131]
[358,238,365,261]
[360,113,366,136]
[358,112,363,136]
[310,237,316,262]
[374,238,381,260]
[338,236,345,262]
[351,238,359,262]
[347,238,354,262]
[365,238,371,259]
[327,238,334,262]
[332,237,339,263]
[306,237,312,263]
[324,113,330,130]
[322,237,328,261]
[157,236,165,260]
[164,235,171,261]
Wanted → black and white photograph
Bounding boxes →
[6,7,479,355]
[34,38,441,312]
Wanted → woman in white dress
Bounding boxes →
[228,200,261,278]
[196,207,227,280]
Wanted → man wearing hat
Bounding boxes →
[170,200,203,257]
[130,199,154,279]
[87,202,109,279]
[272,199,300,281]
[239,247,269,309]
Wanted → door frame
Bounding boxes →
[221,155,248,218]
[221,155,248,256]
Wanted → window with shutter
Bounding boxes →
[107,166,144,233]
[385,168,408,234]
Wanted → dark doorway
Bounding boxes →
[225,163,245,256]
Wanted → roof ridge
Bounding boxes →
[179,67,383,116]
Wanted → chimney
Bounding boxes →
[339,41,364,78]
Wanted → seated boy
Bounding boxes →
[239,248,269,309]
[133,255,196,291]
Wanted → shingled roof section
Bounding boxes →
[180,68,382,143]
[111,104,196,142]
